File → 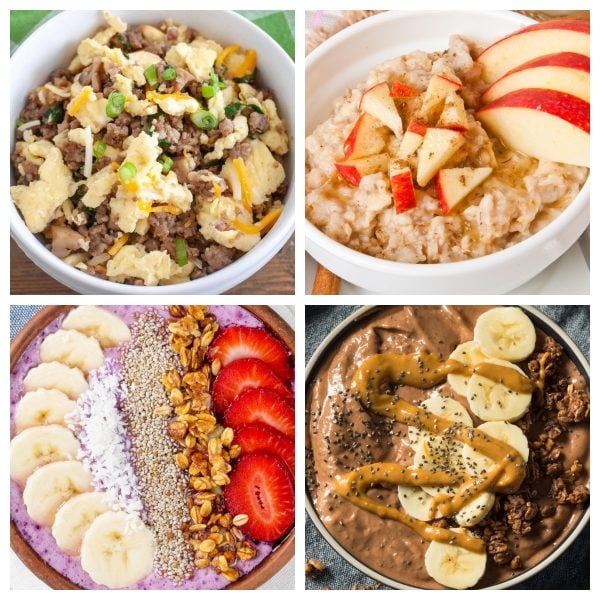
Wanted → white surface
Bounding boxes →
[305,10,590,294]
[11,306,295,590]
[10,10,295,295]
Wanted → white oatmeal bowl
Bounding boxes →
[305,11,589,294]
[11,10,294,294]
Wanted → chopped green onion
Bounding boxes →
[158,138,171,149]
[224,102,244,119]
[190,109,218,130]
[174,238,188,266]
[159,155,174,174]
[144,64,159,88]
[93,140,107,159]
[203,158,223,168]
[118,161,137,182]
[16,118,25,127]
[45,104,64,124]
[117,34,132,51]
[106,91,126,118]
[70,187,87,203]
[202,84,216,98]
[248,103,264,114]
[162,66,177,81]
[234,71,256,84]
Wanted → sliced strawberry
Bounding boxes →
[234,424,295,475]
[224,452,294,542]
[212,358,293,416]
[224,388,295,438]
[209,326,292,382]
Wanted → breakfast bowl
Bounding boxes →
[11,10,295,294]
[305,11,589,294]
[11,305,295,589]
[305,305,589,589]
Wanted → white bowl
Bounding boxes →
[305,11,589,294]
[305,305,590,589]
[11,10,295,295]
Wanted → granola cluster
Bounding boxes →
[157,305,257,583]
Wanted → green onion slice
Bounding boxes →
[224,102,243,119]
[190,109,218,130]
[16,118,25,127]
[118,161,137,182]
[162,66,177,81]
[160,155,174,174]
[106,91,126,118]
[144,64,159,88]
[45,104,65,124]
[174,237,188,266]
[202,84,216,98]
[93,140,107,159]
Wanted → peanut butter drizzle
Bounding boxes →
[334,351,532,554]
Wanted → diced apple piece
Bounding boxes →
[360,82,403,137]
[482,52,590,103]
[476,88,589,167]
[436,91,469,131]
[335,153,389,187]
[416,128,466,187]
[477,19,590,83]
[419,73,462,122]
[390,81,419,98]
[435,167,493,213]
[343,113,387,160]
[399,120,427,159]
[389,159,416,213]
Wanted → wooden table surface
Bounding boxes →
[10,236,294,295]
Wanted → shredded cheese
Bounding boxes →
[233,157,252,211]
[213,183,222,197]
[233,207,282,234]
[146,91,195,103]
[215,44,240,69]
[83,125,93,179]
[17,119,41,132]
[68,87,92,116]
[107,233,130,256]
[228,49,257,78]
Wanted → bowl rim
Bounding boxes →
[304,9,590,278]
[10,304,295,590]
[304,304,590,590]
[10,9,295,294]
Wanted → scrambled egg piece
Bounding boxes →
[11,145,74,233]
[106,244,194,285]
[146,91,199,117]
[191,36,223,56]
[16,138,54,167]
[128,50,161,69]
[67,85,111,133]
[165,41,216,81]
[260,99,289,155]
[66,128,88,146]
[76,38,129,68]
[204,115,248,161]
[114,74,157,117]
[197,195,260,252]
[221,139,284,206]
[237,83,264,110]
[90,11,127,45]
[81,165,117,208]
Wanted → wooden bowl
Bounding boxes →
[10,305,295,590]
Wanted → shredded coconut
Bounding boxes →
[68,360,143,517]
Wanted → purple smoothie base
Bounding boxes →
[11,305,276,590]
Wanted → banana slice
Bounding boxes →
[398,479,443,521]
[23,460,93,526]
[467,358,531,422]
[10,425,80,485]
[454,491,495,527]
[52,492,111,555]
[14,389,76,433]
[447,341,490,397]
[62,306,131,348]
[463,421,529,478]
[408,396,473,447]
[424,527,487,589]
[474,307,536,362]
[23,362,88,400]
[80,511,155,588]
[40,329,104,374]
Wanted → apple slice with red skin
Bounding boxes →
[435,167,493,213]
[343,113,387,160]
[436,91,470,131]
[419,73,462,122]
[482,52,590,103]
[476,88,589,167]
[360,82,403,137]
[416,128,466,187]
[477,19,590,83]
[389,159,416,213]
[391,81,419,98]
[335,153,389,186]
[399,119,427,158]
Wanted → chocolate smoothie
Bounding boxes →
[306,306,589,589]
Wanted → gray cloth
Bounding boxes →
[10,305,44,341]
[305,305,590,590]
